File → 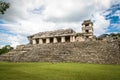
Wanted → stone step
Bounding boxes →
[0,41,119,64]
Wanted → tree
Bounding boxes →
[109,33,120,37]
[99,34,109,38]
[97,34,109,40]
[0,45,13,55]
[97,33,120,40]
[0,1,10,14]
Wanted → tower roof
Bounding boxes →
[82,20,93,25]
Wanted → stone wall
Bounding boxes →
[0,40,120,64]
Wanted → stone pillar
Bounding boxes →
[70,36,73,42]
[89,29,93,33]
[72,36,76,42]
[39,39,43,44]
[61,36,65,43]
[89,36,93,38]
[32,39,36,44]
[53,37,58,43]
[46,38,50,44]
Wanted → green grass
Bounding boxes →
[0,62,120,80]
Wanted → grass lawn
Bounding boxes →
[0,62,120,80]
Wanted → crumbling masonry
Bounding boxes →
[27,20,94,44]
[0,20,120,64]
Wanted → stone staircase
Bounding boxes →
[0,41,120,64]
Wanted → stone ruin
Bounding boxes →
[0,20,120,64]
[27,20,94,45]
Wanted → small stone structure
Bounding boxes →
[27,20,94,45]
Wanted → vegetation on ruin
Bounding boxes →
[0,45,13,55]
[0,62,120,80]
[98,33,120,39]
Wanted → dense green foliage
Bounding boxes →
[94,33,120,40]
[0,1,10,14]
[0,45,13,55]
[0,62,120,80]
[98,33,120,38]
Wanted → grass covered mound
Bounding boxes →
[0,62,120,80]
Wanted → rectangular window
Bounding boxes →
[86,36,89,38]
[86,30,89,33]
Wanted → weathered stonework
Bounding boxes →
[0,20,120,64]
[0,41,120,64]
[27,20,94,45]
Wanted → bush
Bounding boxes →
[0,45,13,55]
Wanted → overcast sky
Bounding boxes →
[0,0,120,48]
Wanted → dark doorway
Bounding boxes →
[65,36,70,42]
[50,38,53,43]
[85,24,89,26]
[36,39,39,44]
[85,30,89,33]
[86,36,89,38]
[57,37,61,43]
[43,39,46,43]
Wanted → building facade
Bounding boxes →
[27,20,94,44]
